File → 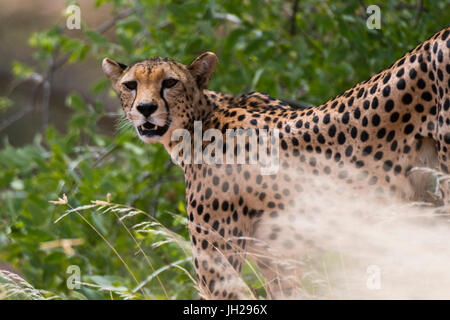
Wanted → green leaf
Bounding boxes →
[84,30,109,46]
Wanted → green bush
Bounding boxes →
[0,0,449,299]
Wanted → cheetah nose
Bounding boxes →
[137,102,157,118]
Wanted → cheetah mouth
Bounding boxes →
[137,121,169,137]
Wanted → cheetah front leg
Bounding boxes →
[247,230,304,299]
[188,219,253,299]
[437,154,450,206]
[435,126,450,206]
[249,249,303,299]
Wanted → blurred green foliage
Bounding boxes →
[0,0,449,299]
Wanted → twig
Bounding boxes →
[0,74,44,132]
[394,2,428,10]
[93,145,119,168]
[41,79,51,130]
[289,0,300,36]
[1,8,134,134]
[51,8,134,74]
[414,0,423,26]
[281,98,314,110]
[0,104,33,132]
[358,0,367,13]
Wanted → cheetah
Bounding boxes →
[102,26,450,299]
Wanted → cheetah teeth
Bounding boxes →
[143,122,157,130]
[138,121,169,137]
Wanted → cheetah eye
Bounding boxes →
[123,81,137,91]
[162,78,179,89]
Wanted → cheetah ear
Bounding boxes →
[102,58,127,86]
[188,52,218,90]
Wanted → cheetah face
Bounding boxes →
[102,52,217,144]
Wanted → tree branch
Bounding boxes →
[281,98,314,110]
[289,0,300,36]
[1,8,134,133]
[51,8,133,73]
[414,0,424,26]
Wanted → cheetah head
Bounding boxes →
[102,52,217,144]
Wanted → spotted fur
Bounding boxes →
[103,27,450,299]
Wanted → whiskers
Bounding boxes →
[115,116,134,134]
[115,111,172,141]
